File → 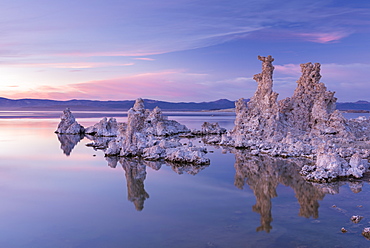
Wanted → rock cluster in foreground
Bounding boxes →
[216,55,370,182]
[55,99,210,165]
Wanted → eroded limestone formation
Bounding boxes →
[105,98,209,164]
[55,108,84,134]
[219,55,370,182]
[56,99,211,165]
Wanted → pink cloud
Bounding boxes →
[0,71,210,101]
[296,31,349,43]
[274,64,301,76]
[134,58,155,61]
[1,61,134,69]
[1,70,251,102]
[55,51,165,57]
[67,71,211,101]
[4,62,370,103]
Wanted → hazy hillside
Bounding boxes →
[0,97,236,111]
[1,97,368,112]
[336,101,370,112]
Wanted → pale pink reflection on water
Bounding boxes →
[1,112,370,248]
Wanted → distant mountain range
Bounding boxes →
[0,97,369,112]
[0,97,237,111]
[336,101,370,112]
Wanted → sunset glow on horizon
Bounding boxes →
[1,0,370,102]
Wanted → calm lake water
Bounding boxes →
[1,111,370,248]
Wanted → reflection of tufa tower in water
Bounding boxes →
[234,150,326,233]
[103,155,210,211]
[120,158,149,211]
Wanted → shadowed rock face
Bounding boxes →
[220,55,370,182]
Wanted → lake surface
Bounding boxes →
[1,111,370,248]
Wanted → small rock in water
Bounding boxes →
[350,215,363,223]
[341,227,347,233]
[362,227,370,240]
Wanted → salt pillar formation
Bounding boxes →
[278,62,352,142]
[232,55,280,146]
[121,98,149,156]
[55,108,84,134]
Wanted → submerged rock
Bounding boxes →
[55,108,84,134]
[351,215,363,224]
[362,227,370,240]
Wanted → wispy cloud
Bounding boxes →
[0,61,134,69]
[1,0,368,58]
[274,64,301,76]
[296,31,350,43]
[133,58,155,61]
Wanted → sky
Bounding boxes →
[0,0,370,102]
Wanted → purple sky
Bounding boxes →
[1,0,370,102]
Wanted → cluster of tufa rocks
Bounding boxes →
[55,98,211,165]
[214,55,370,182]
[56,55,370,183]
